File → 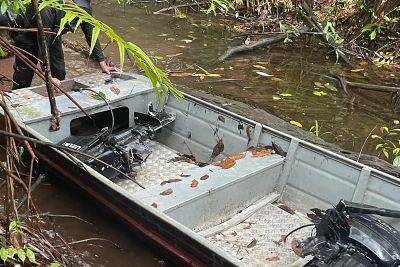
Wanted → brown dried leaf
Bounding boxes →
[229,153,246,160]
[231,231,237,236]
[266,256,280,261]
[22,95,30,100]
[160,188,173,195]
[191,179,199,188]
[151,202,158,208]
[246,238,257,248]
[160,179,182,185]
[252,147,272,157]
[211,139,224,159]
[110,87,121,95]
[221,157,236,169]
[218,115,225,123]
[243,223,251,229]
[200,174,209,180]
[277,204,295,215]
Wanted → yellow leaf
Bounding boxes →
[314,81,323,88]
[207,73,221,77]
[290,120,302,128]
[253,65,266,69]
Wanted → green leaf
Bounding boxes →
[370,30,377,40]
[313,90,327,96]
[383,149,389,159]
[279,93,292,97]
[17,248,25,262]
[92,91,106,101]
[0,247,7,262]
[272,96,282,100]
[394,156,400,167]
[26,248,35,263]
[117,41,125,71]
[18,146,24,156]
[324,83,338,92]
[50,263,61,267]
[1,1,7,15]
[9,221,17,231]
[6,247,15,258]
[89,27,101,55]
[0,47,5,57]
[376,144,383,150]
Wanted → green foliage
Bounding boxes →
[206,0,234,15]
[323,21,344,45]
[26,248,35,263]
[50,263,61,267]
[361,23,382,40]
[38,0,182,107]
[371,126,400,165]
[17,248,25,262]
[0,0,30,15]
[279,22,300,44]
[309,120,320,136]
[91,91,107,101]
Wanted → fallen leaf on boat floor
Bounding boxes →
[180,173,191,177]
[231,231,237,236]
[191,179,199,188]
[251,148,272,157]
[246,238,257,248]
[277,204,295,215]
[160,179,182,186]
[229,153,246,160]
[151,202,158,208]
[11,103,20,108]
[266,255,280,261]
[290,120,302,127]
[211,139,224,160]
[22,95,30,100]
[110,87,120,95]
[160,188,173,195]
[200,174,209,180]
[169,154,196,164]
[221,157,236,169]
[243,223,251,229]
[218,115,225,123]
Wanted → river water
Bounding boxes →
[2,0,400,265]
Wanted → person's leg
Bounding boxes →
[12,43,38,89]
[49,36,65,81]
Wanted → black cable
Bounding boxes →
[284,223,316,243]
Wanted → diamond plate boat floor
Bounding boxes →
[206,203,312,267]
[116,140,200,193]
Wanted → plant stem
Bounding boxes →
[32,0,60,131]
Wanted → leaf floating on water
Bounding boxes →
[313,90,327,96]
[279,93,292,97]
[191,179,199,188]
[176,45,187,48]
[271,77,283,82]
[229,153,246,160]
[180,39,193,43]
[290,120,302,128]
[324,82,338,92]
[151,202,158,208]
[272,96,282,100]
[247,239,257,248]
[169,72,194,77]
[221,157,236,169]
[200,174,209,180]
[256,71,273,77]
[351,68,364,72]
[253,65,266,69]
[166,53,183,58]
[110,87,120,95]
[160,188,173,195]
[314,81,323,88]
[158,33,169,37]
[266,256,280,261]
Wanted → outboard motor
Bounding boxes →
[59,106,175,180]
[292,200,400,266]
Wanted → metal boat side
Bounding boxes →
[3,72,400,266]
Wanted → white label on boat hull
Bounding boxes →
[62,142,82,150]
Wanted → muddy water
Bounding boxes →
[63,0,400,157]
[1,0,400,266]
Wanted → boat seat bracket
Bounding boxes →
[276,139,299,193]
[352,167,371,203]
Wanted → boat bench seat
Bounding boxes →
[132,152,284,230]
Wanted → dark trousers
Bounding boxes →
[12,36,66,90]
